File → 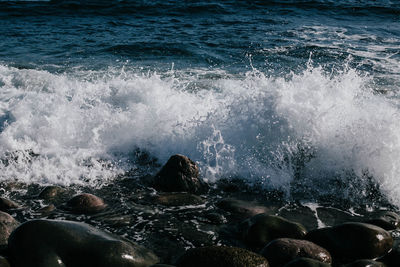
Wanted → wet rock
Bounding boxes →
[343,259,386,267]
[38,186,65,200]
[37,204,56,214]
[152,154,208,194]
[8,219,159,267]
[175,246,269,267]
[278,204,318,231]
[366,211,400,230]
[216,198,272,218]
[306,222,393,263]
[0,198,20,212]
[153,192,204,206]
[283,257,331,267]
[66,193,107,214]
[260,238,331,266]
[0,211,19,246]
[0,256,10,267]
[240,214,307,248]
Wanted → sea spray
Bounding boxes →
[0,63,399,206]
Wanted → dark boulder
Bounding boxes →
[175,246,269,267]
[152,155,208,194]
[283,257,331,267]
[66,193,107,214]
[260,238,331,266]
[0,211,19,246]
[8,219,159,267]
[240,214,307,248]
[305,222,392,263]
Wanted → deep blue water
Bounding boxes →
[0,0,399,206]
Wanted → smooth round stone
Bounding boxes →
[66,193,107,214]
[366,211,400,230]
[152,154,208,194]
[216,198,272,218]
[0,211,19,246]
[260,238,331,266]
[283,257,331,267]
[153,193,204,206]
[240,214,307,248]
[306,222,393,263]
[0,198,20,212]
[343,259,386,267]
[38,186,65,200]
[8,219,159,267]
[175,246,269,267]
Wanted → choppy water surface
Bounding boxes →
[0,0,399,208]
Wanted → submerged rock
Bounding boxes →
[66,193,107,214]
[38,186,65,200]
[152,154,208,194]
[283,257,331,267]
[0,198,20,212]
[8,219,159,267]
[239,214,307,248]
[0,211,19,246]
[260,238,331,266]
[366,211,400,230]
[343,259,386,267]
[306,222,393,263]
[216,198,272,218]
[153,192,204,206]
[175,246,269,267]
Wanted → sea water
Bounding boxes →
[0,0,399,207]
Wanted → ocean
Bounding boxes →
[0,0,400,209]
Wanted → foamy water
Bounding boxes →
[0,62,399,205]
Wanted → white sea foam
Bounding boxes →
[0,63,399,205]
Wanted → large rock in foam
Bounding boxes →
[8,219,159,267]
[306,222,393,263]
[152,154,208,194]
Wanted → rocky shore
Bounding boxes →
[0,154,399,266]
